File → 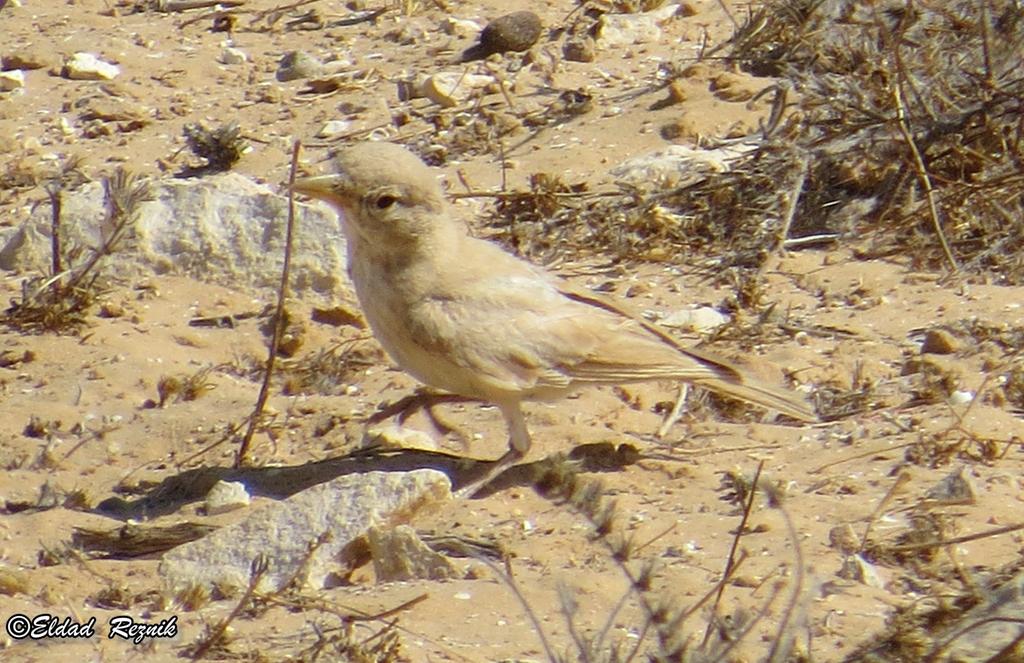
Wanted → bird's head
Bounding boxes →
[291,142,452,248]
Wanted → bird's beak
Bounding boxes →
[290,174,345,202]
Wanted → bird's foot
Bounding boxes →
[453,448,523,499]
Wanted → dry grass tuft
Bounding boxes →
[182,121,247,174]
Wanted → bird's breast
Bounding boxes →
[348,255,474,395]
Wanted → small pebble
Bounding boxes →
[276,51,324,82]
[0,70,25,91]
[921,328,958,354]
[62,52,120,80]
[219,47,248,65]
[563,36,595,63]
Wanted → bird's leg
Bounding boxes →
[502,399,532,456]
[657,383,690,438]
[365,387,475,440]
[453,401,529,498]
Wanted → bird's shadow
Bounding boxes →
[94,442,641,521]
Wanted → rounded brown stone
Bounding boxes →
[462,11,542,62]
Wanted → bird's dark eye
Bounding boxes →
[374,194,397,210]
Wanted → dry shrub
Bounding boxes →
[485,0,1024,285]
[5,167,152,333]
[724,0,1024,276]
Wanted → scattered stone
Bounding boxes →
[828,524,861,556]
[921,328,958,354]
[159,470,451,592]
[948,389,975,407]
[0,70,25,91]
[75,95,149,132]
[660,306,729,332]
[311,304,365,328]
[709,71,763,102]
[316,119,351,138]
[204,480,251,515]
[440,16,482,37]
[276,50,323,82]
[611,143,756,189]
[364,424,438,452]
[419,71,496,108]
[924,466,976,506]
[0,174,348,299]
[2,48,51,71]
[62,52,120,81]
[97,301,125,318]
[462,11,542,61]
[562,36,596,63]
[367,524,458,582]
[596,4,680,47]
[838,554,885,588]
[219,46,248,65]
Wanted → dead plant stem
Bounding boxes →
[236,140,300,467]
[702,460,763,648]
[891,67,959,273]
[47,186,62,282]
[775,154,808,257]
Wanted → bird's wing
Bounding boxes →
[553,280,817,421]
[409,239,815,421]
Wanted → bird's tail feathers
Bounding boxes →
[695,376,817,423]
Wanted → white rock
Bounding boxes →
[204,480,251,515]
[598,14,661,46]
[219,47,248,65]
[419,71,495,108]
[597,5,681,46]
[439,16,482,36]
[63,52,120,80]
[660,306,729,332]
[316,120,351,138]
[159,470,451,592]
[0,70,25,91]
[948,390,974,407]
[0,173,349,300]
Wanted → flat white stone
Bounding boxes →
[159,470,452,592]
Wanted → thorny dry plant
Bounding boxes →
[498,459,810,662]
[279,338,380,396]
[5,166,152,334]
[181,121,247,174]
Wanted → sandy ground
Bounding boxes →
[2,0,1024,661]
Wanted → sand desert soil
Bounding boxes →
[2,0,1024,661]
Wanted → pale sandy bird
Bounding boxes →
[292,142,815,469]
